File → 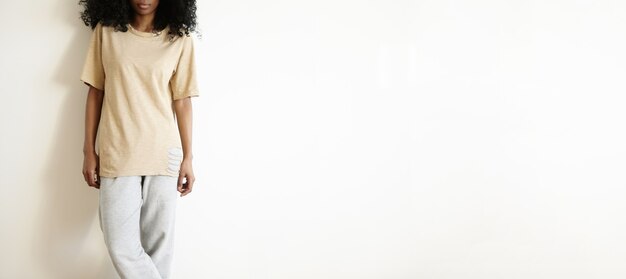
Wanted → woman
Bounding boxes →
[78,0,199,278]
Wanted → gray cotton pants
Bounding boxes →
[98,175,179,279]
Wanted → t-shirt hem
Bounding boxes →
[99,170,179,178]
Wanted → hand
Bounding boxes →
[82,152,100,189]
[177,158,195,197]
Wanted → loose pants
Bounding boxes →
[99,175,179,279]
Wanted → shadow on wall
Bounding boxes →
[34,3,118,279]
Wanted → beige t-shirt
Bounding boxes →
[80,22,199,178]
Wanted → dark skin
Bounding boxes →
[82,0,196,197]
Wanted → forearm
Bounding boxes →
[83,86,104,155]
[173,97,194,160]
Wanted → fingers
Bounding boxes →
[177,175,185,194]
[82,171,90,186]
[94,165,100,188]
[82,170,100,189]
[182,175,194,196]
[93,173,100,189]
[82,154,100,189]
[178,174,195,197]
[88,171,98,188]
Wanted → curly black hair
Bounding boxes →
[78,0,198,40]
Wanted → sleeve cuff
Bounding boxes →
[172,89,199,100]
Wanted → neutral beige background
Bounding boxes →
[1,0,626,278]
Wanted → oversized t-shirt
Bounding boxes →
[80,22,199,178]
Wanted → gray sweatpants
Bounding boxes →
[99,175,179,279]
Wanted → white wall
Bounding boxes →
[1,0,625,278]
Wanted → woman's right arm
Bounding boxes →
[82,85,104,188]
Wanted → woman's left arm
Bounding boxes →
[173,97,195,197]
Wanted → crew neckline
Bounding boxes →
[127,23,166,38]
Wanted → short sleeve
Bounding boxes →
[80,22,105,91]
[170,35,200,100]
